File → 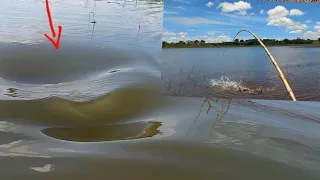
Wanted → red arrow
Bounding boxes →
[44,0,63,50]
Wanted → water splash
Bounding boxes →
[210,76,244,90]
[210,76,275,95]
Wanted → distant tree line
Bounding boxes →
[162,38,320,48]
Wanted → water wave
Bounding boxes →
[0,84,161,126]
[0,44,162,126]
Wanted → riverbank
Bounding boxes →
[163,44,320,49]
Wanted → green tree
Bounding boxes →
[233,39,240,45]
[306,39,313,44]
[200,40,206,44]
[194,40,200,44]
[318,38,320,43]
[162,41,168,47]
[187,40,193,45]
[283,39,290,44]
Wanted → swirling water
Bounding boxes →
[1,0,320,179]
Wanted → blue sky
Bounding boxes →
[163,0,320,42]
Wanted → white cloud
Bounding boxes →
[305,19,312,23]
[168,37,177,41]
[164,11,179,15]
[260,9,264,14]
[249,12,254,15]
[289,9,305,16]
[163,34,233,43]
[208,31,216,35]
[178,32,188,36]
[267,6,288,19]
[286,22,308,31]
[221,13,266,23]
[163,30,233,43]
[266,6,308,34]
[188,29,195,31]
[237,11,247,15]
[173,0,191,4]
[177,6,186,10]
[217,1,252,14]
[317,22,320,25]
[215,35,233,42]
[267,17,295,26]
[163,31,189,38]
[163,31,176,36]
[206,1,214,7]
[165,17,234,26]
[315,26,320,31]
[288,30,303,34]
[304,31,320,39]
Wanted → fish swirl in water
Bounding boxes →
[0,44,162,126]
[0,0,164,145]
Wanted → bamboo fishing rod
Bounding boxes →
[226,29,297,101]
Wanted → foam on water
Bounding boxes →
[210,76,275,96]
[210,76,243,90]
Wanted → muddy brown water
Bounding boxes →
[0,0,320,179]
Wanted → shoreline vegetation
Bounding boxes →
[162,38,320,48]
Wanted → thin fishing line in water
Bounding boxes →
[136,4,156,46]
[93,0,96,21]
[132,0,141,44]
[88,0,97,39]
[88,10,91,28]
[102,0,142,44]
[137,12,143,44]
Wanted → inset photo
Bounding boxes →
[162,0,320,101]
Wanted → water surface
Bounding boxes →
[0,0,320,179]
[162,47,320,101]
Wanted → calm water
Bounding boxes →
[162,47,320,101]
[1,0,320,179]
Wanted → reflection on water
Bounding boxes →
[1,0,163,49]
